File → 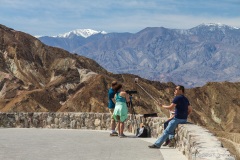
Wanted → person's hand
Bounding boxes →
[158,102,163,107]
[155,101,163,107]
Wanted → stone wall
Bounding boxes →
[0,112,236,160]
[176,124,235,160]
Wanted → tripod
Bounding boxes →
[127,94,141,136]
[127,94,136,117]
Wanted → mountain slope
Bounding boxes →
[0,24,170,115]
[186,81,240,159]
[39,24,240,88]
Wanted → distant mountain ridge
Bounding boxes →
[39,23,240,88]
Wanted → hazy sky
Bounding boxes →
[1,0,240,36]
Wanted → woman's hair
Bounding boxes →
[113,84,122,93]
[111,81,117,87]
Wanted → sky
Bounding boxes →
[1,0,240,36]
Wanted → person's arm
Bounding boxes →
[109,89,116,104]
[120,91,130,103]
[111,97,115,104]
[111,93,115,104]
[114,94,116,101]
[156,101,176,110]
[167,114,174,120]
[162,103,176,110]
[124,92,130,103]
[188,105,192,115]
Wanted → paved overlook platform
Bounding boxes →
[0,128,187,160]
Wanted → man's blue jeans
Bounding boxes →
[154,118,187,147]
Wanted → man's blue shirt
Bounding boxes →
[172,95,190,119]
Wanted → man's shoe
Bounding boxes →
[162,139,170,146]
[148,144,160,149]
[110,131,118,136]
[119,134,127,138]
[168,138,176,147]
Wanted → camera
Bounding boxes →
[125,90,137,94]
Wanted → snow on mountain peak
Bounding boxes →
[55,29,107,38]
[200,23,239,29]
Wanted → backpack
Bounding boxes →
[136,126,149,137]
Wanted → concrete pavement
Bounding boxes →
[0,128,187,160]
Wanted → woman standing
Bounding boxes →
[113,84,130,138]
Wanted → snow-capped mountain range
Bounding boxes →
[39,23,240,88]
[49,23,239,38]
[54,29,107,38]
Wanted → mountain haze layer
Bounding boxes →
[39,23,240,88]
